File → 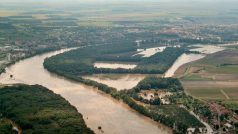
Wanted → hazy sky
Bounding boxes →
[1,0,237,2]
[1,0,237,9]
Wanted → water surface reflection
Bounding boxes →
[0,48,171,134]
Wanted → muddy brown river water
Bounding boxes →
[0,48,171,134]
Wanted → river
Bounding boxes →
[0,48,171,134]
[164,45,225,78]
[94,62,137,69]
[164,54,205,78]
[84,45,224,90]
[83,74,149,90]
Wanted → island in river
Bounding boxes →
[0,48,172,134]
[43,46,215,134]
[1,43,237,134]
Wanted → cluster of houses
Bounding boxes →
[187,102,238,134]
[208,102,237,133]
[0,46,27,62]
[138,90,173,105]
[7,51,26,62]
[187,127,207,134]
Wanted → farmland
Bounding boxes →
[175,49,238,113]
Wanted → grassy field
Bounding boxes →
[184,87,229,100]
[208,65,238,74]
[182,74,212,81]
[183,80,238,99]
[178,49,238,75]
[176,49,238,112]
[225,45,238,50]
[224,88,238,100]
[221,100,238,111]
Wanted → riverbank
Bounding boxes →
[71,45,225,92]
[1,44,224,133]
[44,55,212,133]
[0,46,67,76]
[43,45,185,75]
[43,68,178,132]
[0,48,170,134]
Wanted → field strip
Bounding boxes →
[178,65,191,78]
[182,81,238,88]
[220,89,230,99]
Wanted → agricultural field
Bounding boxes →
[176,49,238,112]
[182,87,238,100]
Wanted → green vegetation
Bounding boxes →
[0,66,6,74]
[212,64,238,74]
[126,77,183,105]
[182,74,212,81]
[225,45,238,50]
[44,46,185,75]
[193,50,238,74]
[170,93,212,118]
[132,76,183,92]
[0,1,238,134]
[185,87,238,101]
[2,1,237,77]
[77,21,114,27]
[0,84,94,134]
[221,101,238,114]
[179,49,238,133]
[124,77,205,133]
[181,49,238,101]
[150,105,204,128]
[185,88,227,100]
[41,67,205,134]
[44,44,137,75]
[0,119,15,134]
[136,47,185,72]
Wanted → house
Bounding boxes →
[187,127,207,134]
[223,123,233,132]
[138,90,173,104]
